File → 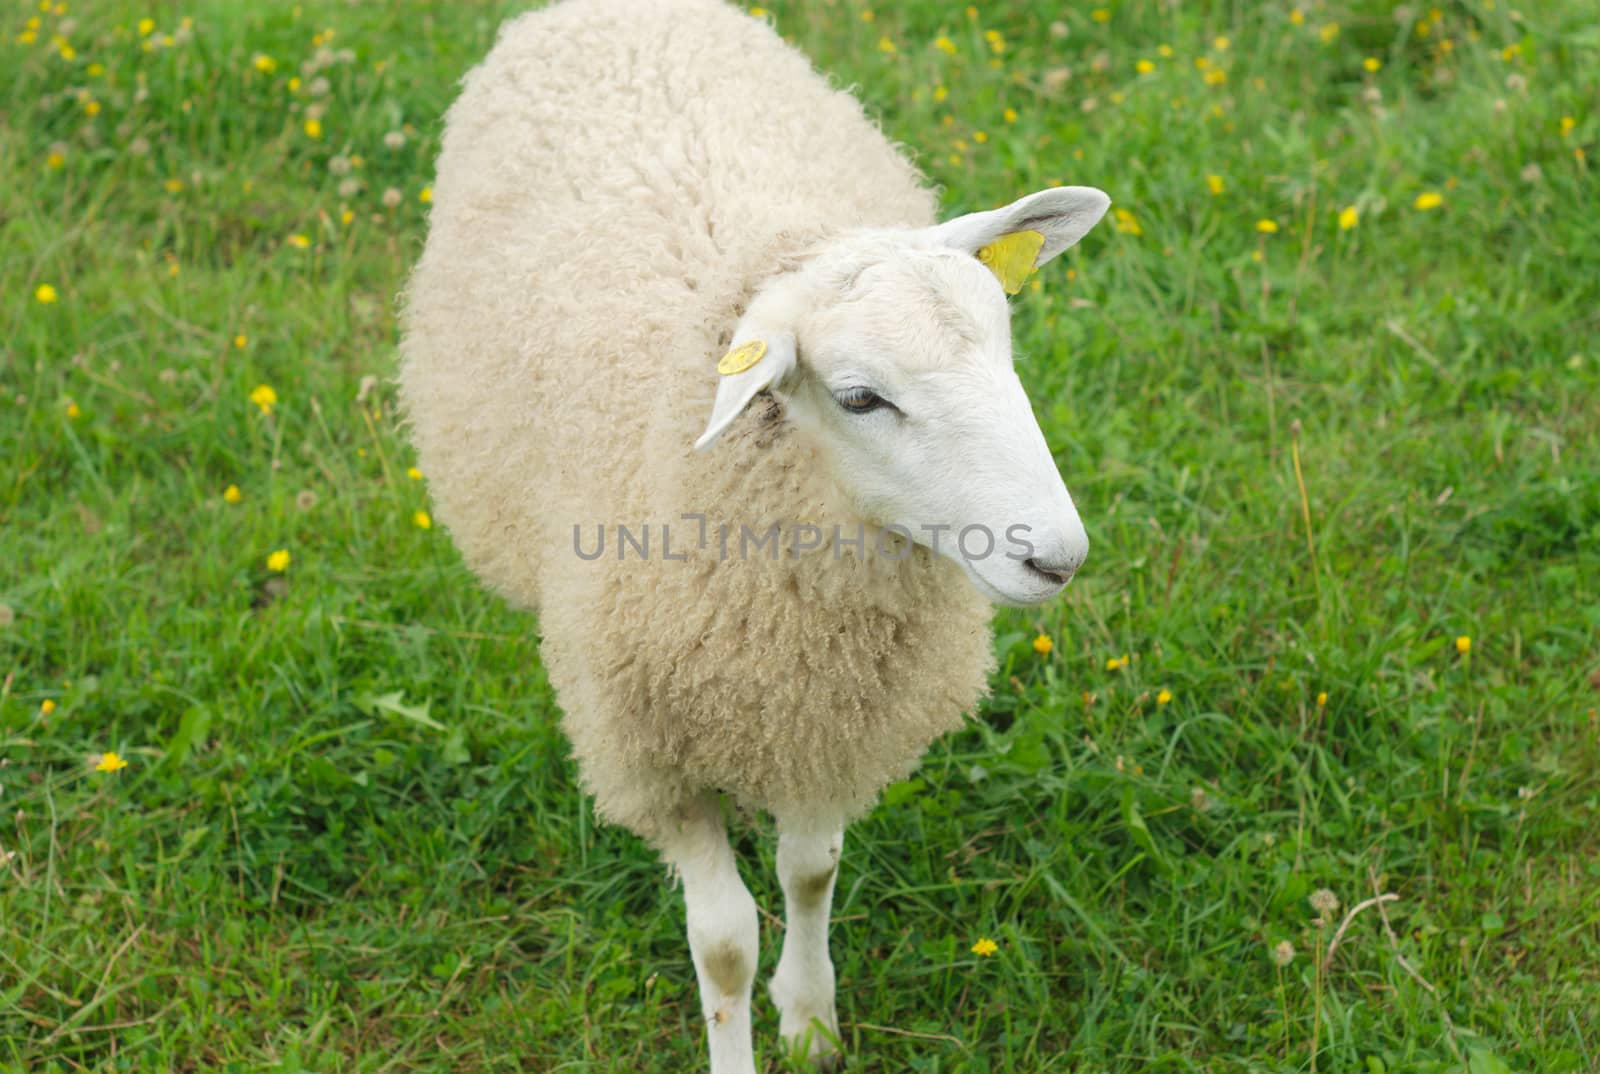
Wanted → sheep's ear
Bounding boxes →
[932,186,1111,294]
[694,330,797,451]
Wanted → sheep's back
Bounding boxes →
[397,0,937,607]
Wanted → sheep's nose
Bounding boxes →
[1024,556,1079,587]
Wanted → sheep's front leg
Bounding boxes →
[769,825,844,1068]
[663,796,759,1074]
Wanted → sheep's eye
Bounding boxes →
[836,387,889,414]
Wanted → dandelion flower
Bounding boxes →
[287,233,311,249]
[419,185,433,203]
[303,117,322,138]
[83,99,100,116]
[1338,205,1359,230]
[1319,23,1340,43]
[973,131,988,144]
[1091,8,1110,23]
[96,751,129,773]
[1032,633,1053,655]
[164,177,183,194]
[1316,691,1328,706]
[382,187,402,209]
[266,549,290,572]
[413,510,432,530]
[971,937,999,957]
[935,35,956,55]
[384,130,405,149]
[41,699,57,716]
[1256,219,1279,233]
[1363,56,1381,72]
[1112,208,1142,236]
[1455,634,1471,653]
[1309,889,1340,917]
[1203,68,1227,86]
[1213,35,1230,51]
[1414,191,1443,210]
[1289,10,1305,26]
[1559,116,1576,138]
[1206,174,1224,195]
[406,466,423,480]
[35,283,58,304]
[252,53,276,73]
[876,35,895,55]
[224,484,243,504]
[47,149,66,169]
[1271,940,1295,966]
[1156,688,1172,705]
[137,17,154,36]
[234,334,248,349]
[1003,107,1017,123]
[1136,58,1154,75]
[66,402,81,419]
[249,384,278,414]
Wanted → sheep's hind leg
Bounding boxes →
[662,795,760,1074]
[769,823,844,1068]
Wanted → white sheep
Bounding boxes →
[397,1,1109,1070]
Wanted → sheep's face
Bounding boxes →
[697,186,1110,607]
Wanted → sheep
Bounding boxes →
[396,0,1109,1070]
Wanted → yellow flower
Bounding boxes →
[1455,635,1471,654]
[223,484,243,504]
[35,283,58,304]
[1032,633,1053,655]
[57,42,74,60]
[1256,219,1279,233]
[1316,691,1328,707]
[41,699,57,715]
[252,53,276,73]
[1363,57,1381,72]
[419,186,433,203]
[1136,59,1154,75]
[18,30,38,44]
[341,209,354,225]
[1158,43,1173,58]
[934,84,948,102]
[860,8,874,21]
[935,35,956,55]
[1413,191,1443,211]
[1156,688,1173,705]
[1338,205,1359,230]
[249,384,278,414]
[1560,116,1576,138]
[1206,174,1224,195]
[1105,655,1126,671]
[406,466,423,480]
[1091,8,1110,23]
[1113,208,1142,236]
[303,118,322,139]
[137,17,154,36]
[877,35,895,55]
[413,510,432,530]
[164,177,183,194]
[87,62,104,76]
[1003,107,1017,123]
[287,233,311,249]
[984,29,1004,54]
[234,334,248,349]
[973,130,988,143]
[1319,23,1340,43]
[96,751,129,773]
[66,402,81,419]
[1213,35,1230,51]
[749,5,768,16]
[83,99,100,116]
[266,549,290,572]
[1203,68,1227,86]
[1289,10,1305,26]
[971,937,999,957]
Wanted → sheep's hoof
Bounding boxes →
[780,1018,842,1071]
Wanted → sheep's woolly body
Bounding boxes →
[399,0,993,840]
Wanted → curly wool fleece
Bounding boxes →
[398,0,995,842]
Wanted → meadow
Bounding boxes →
[3,0,1598,1070]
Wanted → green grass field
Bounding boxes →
[4,0,1599,1070]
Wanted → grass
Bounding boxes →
[3,0,1598,1071]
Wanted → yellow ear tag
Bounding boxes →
[717,339,767,376]
[975,229,1046,295]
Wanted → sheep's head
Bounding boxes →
[696,186,1109,607]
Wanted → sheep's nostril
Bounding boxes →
[1024,557,1075,586]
